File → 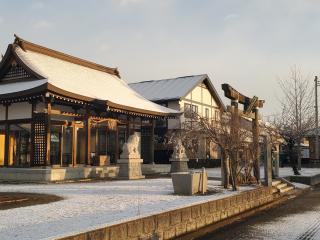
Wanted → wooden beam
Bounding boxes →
[222,84,264,108]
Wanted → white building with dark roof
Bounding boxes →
[130,74,225,165]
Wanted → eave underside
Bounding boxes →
[0,86,177,119]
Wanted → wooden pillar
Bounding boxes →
[46,98,52,166]
[59,126,64,166]
[95,126,99,164]
[115,124,119,163]
[72,124,77,167]
[264,135,272,187]
[4,104,9,166]
[30,101,36,167]
[85,109,91,166]
[150,119,155,164]
[252,107,260,182]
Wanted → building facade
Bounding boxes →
[129,75,226,164]
[0,36,178,170]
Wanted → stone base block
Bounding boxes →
[170,158,189,173]
[0,166,120,182]
[172,171,207,195]
[118,158,145,180]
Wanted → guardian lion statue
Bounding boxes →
[171,139,187,159]
[120,132,141,159]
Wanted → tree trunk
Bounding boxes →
[297,141,302,170]
[221,150,230,189]
[229,153,239,191]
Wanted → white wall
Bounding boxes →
[181,82,221,121]
[167,101,181,129]
[0,105,5,121]
[8,102,32,120]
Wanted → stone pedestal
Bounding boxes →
[118,158,145,180]
[170,158,189,173]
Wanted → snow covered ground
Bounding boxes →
[0,179,254,240]
[206,167,320,179]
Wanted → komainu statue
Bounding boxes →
[171,139,187,160]
[120,132,141,159]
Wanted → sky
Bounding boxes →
[0,0,319,117]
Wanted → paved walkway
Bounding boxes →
[199,186,320,240]
[206,167,320,179]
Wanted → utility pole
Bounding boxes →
[315,76,319,163]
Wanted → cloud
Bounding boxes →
[117,0,146,7]
[30,1,45,10]
[0,17,3,24]
[99,43,110,52]
[223,13,239,22]
[33,20,53,29]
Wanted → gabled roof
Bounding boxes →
[129,74,226,111]
[0,35,179,117]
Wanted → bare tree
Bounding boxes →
[276,66,314,171]
[167,108,255,191]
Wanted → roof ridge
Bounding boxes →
[130,74,207,84]
[13,34,120,77]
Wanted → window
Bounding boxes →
[184,103,191,112]
[184,103,198,118]
[215,110,220,121]
[192,105,198,114]
[205,108,209,119]
[184,103,192,117]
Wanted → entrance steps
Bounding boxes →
[272,178,295,194]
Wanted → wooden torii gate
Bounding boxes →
[222,84,265,182]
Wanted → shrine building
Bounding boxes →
[0,35,178,181]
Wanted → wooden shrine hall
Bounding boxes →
[0,35,178,181]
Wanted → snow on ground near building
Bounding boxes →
[0,179,254,240]
[207,167,320,179]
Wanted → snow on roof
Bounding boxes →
[0,79,46,95]
[129,74,226,111]
[129,75,207,102]
[0,39,179,116]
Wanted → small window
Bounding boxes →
[192,105,198,114]
[215,110,220,121]
[184,103,192,117]
[205,108,209,119]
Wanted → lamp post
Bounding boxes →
[315,76,319,163]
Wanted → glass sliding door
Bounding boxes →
[62,126,73,166]
[50,125,62,166]
[9,123,31,167]
[0,125,5,166]
[76,125,85,165]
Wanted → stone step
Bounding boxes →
[279,186,295,193]
[272,180,281,187]
[276,183,288,190]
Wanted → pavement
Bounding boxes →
[197,186,320,240]
[206,167,320,179]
